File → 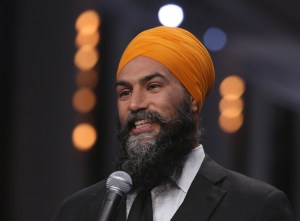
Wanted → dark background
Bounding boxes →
[2,0,300,220]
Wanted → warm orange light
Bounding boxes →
[74,45,99,71]
[219,97,243,118]
[220,75,245,99]
[75,10,100,35]
[72,87,96,113]
[76,70,99,89]
[72,123,97,151]
[75,31,100,47]
[219,114,243,133]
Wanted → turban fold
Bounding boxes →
[117,26,215,110]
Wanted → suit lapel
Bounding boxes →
[171,155,227,221]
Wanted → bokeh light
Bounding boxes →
[219,114,244,133]
[75,10,100,35]
[220,75,245,100]
[73,9,101,151]
[158,4,184,27]
[76,70,99,89]
[219,75,245,133]
[74,45,99,71]
[72,123,97,151]
[203,27,227,52]
[72,87,96,113]
[76,31,100,47]
[219,98,243,118]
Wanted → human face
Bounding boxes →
[115,56,187,137]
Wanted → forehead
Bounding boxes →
[117,56,180,83]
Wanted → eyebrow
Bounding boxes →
[115,72,168,88]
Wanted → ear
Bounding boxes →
[190,96,198,113]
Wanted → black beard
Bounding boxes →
[114,97,198,193]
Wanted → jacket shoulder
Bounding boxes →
[53,180,107,221]
[200,155,295,220]
[201,155,279,194]
[64,180,106,205]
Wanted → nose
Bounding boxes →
[129,88,148,112]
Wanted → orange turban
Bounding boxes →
[116,26,215,111]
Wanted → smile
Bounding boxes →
[134,120,151,128]
[130,119,158,135]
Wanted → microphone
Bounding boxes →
[97,171,132,221]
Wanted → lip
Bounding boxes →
[130,121,158,135]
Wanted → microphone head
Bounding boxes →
[106,171,132,196]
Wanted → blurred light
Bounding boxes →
[76,31,100,47]
[219,98,243,118]
[219,114,243,133]
[158,4,184,27]
[220,75,245,100]
[72,10,101,152]
[75,10,100,35]
[72,87,96,113]
[72,123,97,151]
[74,45,99,71]
[76,70,99,89]
[203,27,227,52]
[219,75,245,133]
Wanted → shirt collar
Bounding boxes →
[175,145,205,193]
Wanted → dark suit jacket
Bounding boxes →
[53,155,295,221]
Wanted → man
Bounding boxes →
[53,26,295,221]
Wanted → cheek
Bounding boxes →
[151,94,184,117]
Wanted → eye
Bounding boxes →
[147,83,160,91]
[118,89,131,100]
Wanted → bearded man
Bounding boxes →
[53,26,295,221]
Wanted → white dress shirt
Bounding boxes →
[126,145,205,221]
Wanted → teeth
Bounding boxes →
[134,120,150,128]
